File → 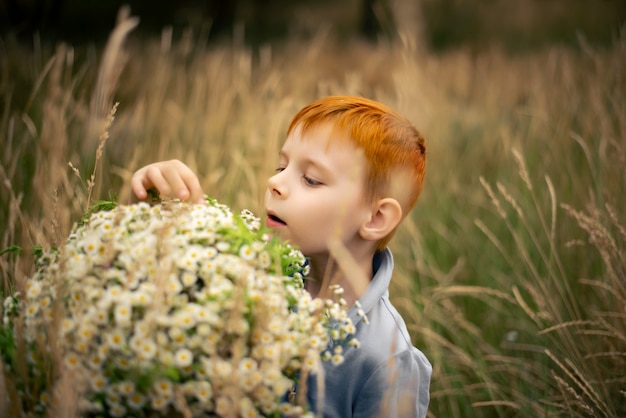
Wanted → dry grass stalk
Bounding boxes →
[496,182,524,220]
[511,148,532,192]
[85,101,119,209]
[511,286,542,327]
[538,320,599,335]
[561,204,617,257]
[471,400,520,410]
[479,176,506,219]
[545,349,610,415]
[431,285,515,304]
[85,6,138,156]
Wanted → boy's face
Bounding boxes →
[264,123,373,256]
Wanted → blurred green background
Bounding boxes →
[1,0,625,51]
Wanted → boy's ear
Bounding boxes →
[359,198,403,242]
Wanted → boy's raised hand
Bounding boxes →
[130,159,205,204]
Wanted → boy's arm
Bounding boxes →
[130,159,205,204]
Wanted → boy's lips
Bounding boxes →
[266,212,287,228]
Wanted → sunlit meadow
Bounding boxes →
[1,4,624,417]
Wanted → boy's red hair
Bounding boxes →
[288,96,427,249]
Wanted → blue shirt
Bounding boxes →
[306,248,432,417]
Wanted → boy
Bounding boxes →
[130,96,432,417]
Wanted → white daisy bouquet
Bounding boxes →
[1,197,359,417]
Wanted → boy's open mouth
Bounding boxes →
[268,213,286,225]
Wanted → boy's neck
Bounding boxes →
[305,247,376,308]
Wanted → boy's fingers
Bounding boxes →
[130,168,151,200]
[181,173,204,204]
[129,160,204,203]
[159,164,206,203]
[162,160,204,203]
[147,166,180,198]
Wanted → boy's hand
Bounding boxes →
[130,159,205,204]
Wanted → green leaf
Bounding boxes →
[135,371,153,391]
[80,198,118,225]
[0,326,16,365]
[163,366,181,382]
[0,245,22,256]
[32,245,43,258]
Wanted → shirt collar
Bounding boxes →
[349,248,393,323]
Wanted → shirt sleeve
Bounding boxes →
[353,347,432,418]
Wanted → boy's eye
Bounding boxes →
[275,167,285,173]
[303,176,322,186]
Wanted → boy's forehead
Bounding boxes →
[280,124,365,167]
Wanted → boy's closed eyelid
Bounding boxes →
[303,175,323,186]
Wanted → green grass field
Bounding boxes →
[1,3,624,417]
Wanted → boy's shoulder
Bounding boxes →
[321,249,432,417]
[353,249,417,357]
[356,293,415,358]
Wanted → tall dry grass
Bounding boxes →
[1,8,624,418]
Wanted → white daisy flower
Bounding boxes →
[239,244,256,261]
[174,348,193,368]
[331,353,345,366]
[137,339,157,361]
[127,392,146,409]
[131,289,152,306]
[65,352,80,369]
[193,380,212,403]
[109,403,126,418]
[114,303,132,326]
[106,328,125,350]
[89,372,108,392]
[214,359,233,378]
[215,241,230,252]
[25,281,42,300]
[153,378,174,398]
[166,276,183,295]
[25,303,39,317]
[150,395,170,411]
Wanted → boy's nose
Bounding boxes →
[267,172,287,198]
